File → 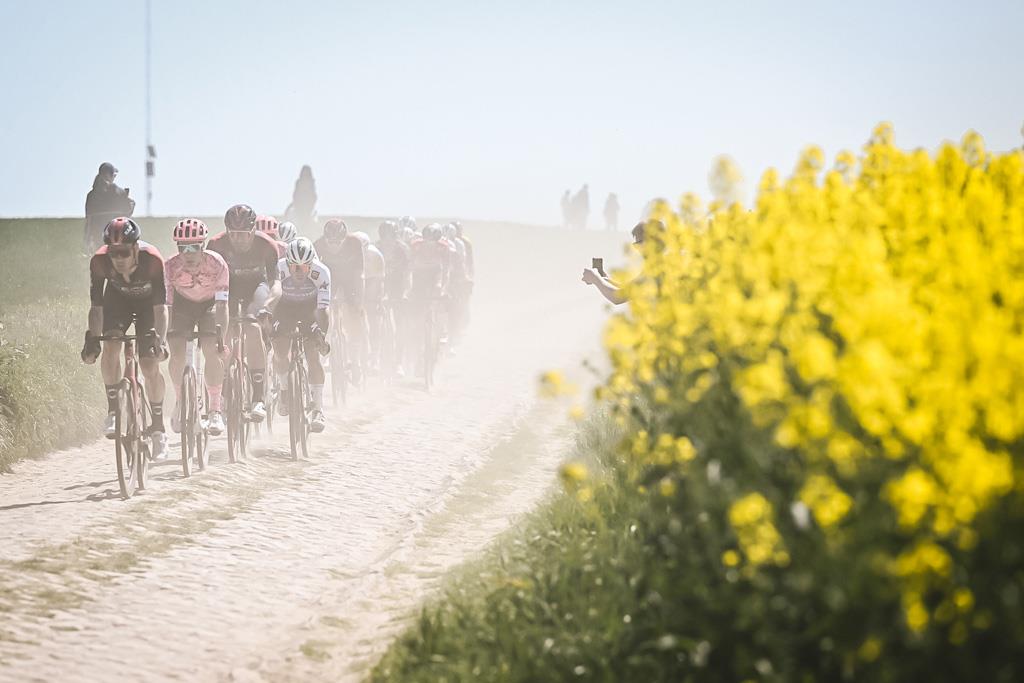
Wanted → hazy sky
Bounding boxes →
[1,0,1022,226]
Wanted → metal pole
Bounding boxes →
[145,0,152,216]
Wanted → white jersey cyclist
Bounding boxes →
[271,237,331,432]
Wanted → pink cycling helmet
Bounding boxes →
[255,215,280,239]
[172,218,209,244]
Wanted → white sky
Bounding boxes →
[1,0,1022,226]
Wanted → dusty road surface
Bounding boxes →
[0,223,625,682]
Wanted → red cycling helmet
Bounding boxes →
[104,217,141,246]
[225,204,257,232]
[323,218,348,239]
[255,215,280,240]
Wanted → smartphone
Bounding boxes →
[592,257,605,277]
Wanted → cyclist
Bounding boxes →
[207,204,281,421]
[272,237,331,432]
[164,219,229,436]
[353,231,386,371]
[407,224,451,373]
[256,215,285,258]
[443,222,471,343]
[377,220,410,374]
[397,215,417,245]
[80,217,169,459]
[314,219,368,384]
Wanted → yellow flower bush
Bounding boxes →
[599,124,1024,667]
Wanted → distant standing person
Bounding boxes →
[603,193,620,231]
[285,165,318,233]
[84,162,135,255]
[560,189,571,229]
[572,184,590,230]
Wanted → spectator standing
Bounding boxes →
[560,189,572,229]
[572,183,590,230]
[285,165,318,233]
[84,162,134,254]
[603,193,620,231]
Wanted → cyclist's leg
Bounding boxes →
[245,284,271,410]
[306,321,327,431]
[134,304,166,434]
[196,302,224,415]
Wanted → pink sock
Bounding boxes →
[208,385,223,412]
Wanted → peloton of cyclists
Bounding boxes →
[271,236,332,433]
[81,217,170,459]
[164,219,230,436]
[207,204,281,422]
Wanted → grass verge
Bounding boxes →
[368,414,682,682]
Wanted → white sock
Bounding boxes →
[277,372,288,390]
[311,384,324,411]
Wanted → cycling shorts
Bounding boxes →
[102,286,155,335]
[272,303,318,339]
[168,295,218,338]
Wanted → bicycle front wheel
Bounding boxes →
[226,359,244,464]
[181,366,197,478]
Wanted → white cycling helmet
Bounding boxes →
[286,236,317,265]
[278,221,298,243]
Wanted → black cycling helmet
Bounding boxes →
[104,217,141,246]
[225,204,257,232]
[323,218,348,239]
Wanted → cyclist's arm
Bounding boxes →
[153,304,169,338]
[88,259,106,336]
[214,263,230,333]
[315,270,332,331]
[151,258,169,339]
[263,249,282,309]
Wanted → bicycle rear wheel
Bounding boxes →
[330,326,347,407]
[196,384,210,471]
[297,356,310,459]
[180,366,197,478]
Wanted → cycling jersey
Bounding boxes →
[377,238,411,300]
[207,231,280,301]
[274,258,332,335]
[365,244,386,280]
[277,258,332,311]
[315,235,363,305]
[89,241,166,307]
[164,251,230,304]
[409,239,450,296]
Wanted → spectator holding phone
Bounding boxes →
[581,221,650,304]
[84,162,135,254]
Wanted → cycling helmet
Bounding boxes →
[255,215,279,239]
[172,218,208,244]
[286,236,317,266]
[323,218,348,240]
[398,215,417,232]
[443,223,457,240]
[277,221,298,243]
[352,231,371,248]
[225,204,257,232]
[378,220,397,240]
[424,223,444,241]
[104,217,141,246]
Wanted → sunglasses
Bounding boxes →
[109,247,134,258]
[288,263,311,274]
[178,243,204,254]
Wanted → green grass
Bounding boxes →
[368,415,680,682]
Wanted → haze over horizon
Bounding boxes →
[1,0,1022,225]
